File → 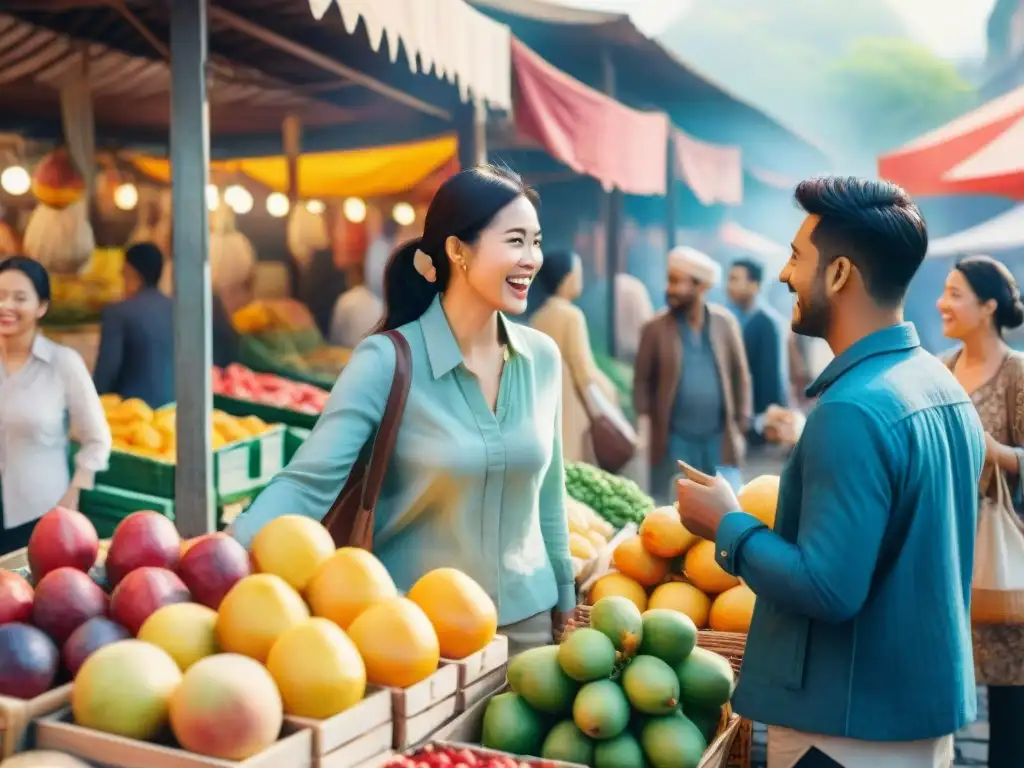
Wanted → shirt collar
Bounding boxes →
[806,322,920,398]
[31,334,56,364]
[418,294,531,380]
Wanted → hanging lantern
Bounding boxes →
[31,148,86,209]
[1,166,31,196]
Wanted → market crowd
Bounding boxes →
[2,166,1023,768]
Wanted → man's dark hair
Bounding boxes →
[124,242,165,287]
[794,176,927,307]
[731,257,764,284]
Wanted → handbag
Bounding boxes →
[321,330,412,549]
[571,376,637,474]
[971,464,1024,624]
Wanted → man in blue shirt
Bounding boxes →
[678,177,984,767]
[93,242,174,407]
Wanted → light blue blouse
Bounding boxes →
[232,295,575,625]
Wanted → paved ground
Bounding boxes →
[741,446,990,767]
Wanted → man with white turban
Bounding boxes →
[633,246,752,502]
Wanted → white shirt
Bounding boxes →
[0,336,111,528]
[329,285,384,349]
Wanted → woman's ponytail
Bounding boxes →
[372,164,538,333]
[374,237,447,332]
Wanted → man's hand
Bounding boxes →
[676,473,740,541]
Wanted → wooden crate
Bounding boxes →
[36,708,313,768]
[0,684,72,758]
[284,686,392,768]
[454,666,506,713]
[389,665,459,751]
[440,636,508,689]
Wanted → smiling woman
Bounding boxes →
[231,165,577,655]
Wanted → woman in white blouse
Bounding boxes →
[0,257,111,553]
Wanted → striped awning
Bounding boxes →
[307,0,512,110]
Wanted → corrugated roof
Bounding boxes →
[0,13,378,135]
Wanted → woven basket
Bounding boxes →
[563,604,752,768]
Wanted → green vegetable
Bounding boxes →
[565,462,653,529]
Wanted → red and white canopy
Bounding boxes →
[878,85,1024,200]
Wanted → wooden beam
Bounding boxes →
[206,6,451,121]
[665,130,677,249]
[456,99,486,168]
[170,0,215,537]
[601,48,622,359]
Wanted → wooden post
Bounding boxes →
[665,129,678,250]
[601,49,622,358]
[457,98,487,168]
[170,0,214,537]
[283,115,301,204]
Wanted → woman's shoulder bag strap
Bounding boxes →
[322,329,413,549]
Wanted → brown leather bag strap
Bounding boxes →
[359,329,413,510]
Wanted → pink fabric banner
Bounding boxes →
[511,38,669,196]
[673,128,743,206]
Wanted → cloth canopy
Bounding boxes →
[510,39,669,196]
[130,135,457,199]
[878,85,1024,200]
[673,129,743,206]
[307,0,512,110]
[927,204,1024,257]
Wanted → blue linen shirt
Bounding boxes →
[715,323,984,741]
[232,295,575,625]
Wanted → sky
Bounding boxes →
[550,0,998,59]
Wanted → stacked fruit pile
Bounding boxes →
[480,596,734,768]
[213,364,329,414]
[0,509,499,761]
[589,476,779,633]
[565,463,654,530]
[102,395,275,460]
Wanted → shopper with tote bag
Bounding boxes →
[938,255,1024,768]
[230,165,576,655]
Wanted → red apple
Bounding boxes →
[0,571,34,625]
[109,567,190,635]
[105,511,181,586]
[176,534,251,609]
[32,568,108,644]
[27,507,99,580]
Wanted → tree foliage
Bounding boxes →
[658,0,977,165]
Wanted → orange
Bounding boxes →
[407,568,498,660]
[639,507,699,558]
[348,597,440,688]
[612,536,670,587]
[709,583,757,633]
[215,574,310,663]
[738,475,780,529]
[648,581,712,629]
[589,572,648,612]
[683,540,740,595]
[306,548,398,629]
[250,515,335,592]
[266,618,366,719]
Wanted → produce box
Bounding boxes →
[36,708,313,767]
[285,686,392,768]
[80,485,175,539]
[0,684,72,757]
[214,393,320,431]
[390,664,459,750]
[440,636,508,714]
[76,424,285,502]
[285,427,311,463]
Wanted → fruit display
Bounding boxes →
[587,476,779,634]
[213,363,329,414]
[46,249,125,326]
[476,596,734,768]
[6,511,502,762]
[385,743,566,768]
[565,463,654,530]
[101,395,277,461]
